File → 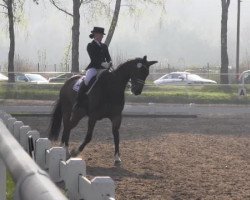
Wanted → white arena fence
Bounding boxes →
[0,110,115,200]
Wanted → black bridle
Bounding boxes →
[130,63,149,93]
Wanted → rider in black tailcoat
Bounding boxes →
[73,26,112,111]
[86,36,111,71]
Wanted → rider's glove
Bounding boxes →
[101,62,110,68]
[101,61,113,69]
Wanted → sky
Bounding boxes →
[0,0,250,72]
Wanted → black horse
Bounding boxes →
[48,56,157,164]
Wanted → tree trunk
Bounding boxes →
[71,0,80,73]
[7,0,15,82]
[220,0,230,84]
[104,0,121,47]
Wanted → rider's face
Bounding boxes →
[94,33,104,42]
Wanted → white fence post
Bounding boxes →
[3,113,11,125]
[79,176,93,200]
[46,147,66,182]
[7,117,16,134]
[79,176,115,200]
[91,177,115,200]
[63,158,86,200]
[0,110,6,120]
[13,121,24,141]
[19,125,31,149]
[0,158,6,200]
[78,176,115,200]
[35,138,52,169]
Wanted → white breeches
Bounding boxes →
[84,68,97,85]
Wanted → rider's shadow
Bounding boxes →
[86,166,163,181]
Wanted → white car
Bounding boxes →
[0,72,8,81]
[154,72,217,85]
[238,70,250,84]
[48,73,74,83]
[15,73,49,84]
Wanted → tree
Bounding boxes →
[220,0,230,84]
[104,0,121,46]
[1,0,17,82]
[49,0,82,73]
[0,0,38,82]
[105,0,166,47]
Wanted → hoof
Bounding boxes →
[114,153,122,166]
[114,160,122,167]
[70,148,80,157]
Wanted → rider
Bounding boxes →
[73,26,112,111]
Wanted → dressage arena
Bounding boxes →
[17,113,250,200]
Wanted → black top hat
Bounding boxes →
[91,27,106,35]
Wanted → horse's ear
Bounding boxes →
[148,61,158,67]
[142,55,147,62]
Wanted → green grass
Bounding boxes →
[1,82,250,104]
[6,172,15,200]
[0,83,60,100]
[126,84,250,104]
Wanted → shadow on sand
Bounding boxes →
[86,165,163,181]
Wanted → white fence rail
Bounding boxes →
[0,110,115,200]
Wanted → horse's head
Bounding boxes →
[130,56,157,95]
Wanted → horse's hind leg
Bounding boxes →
[70,118,96,157]
[60,110,72,159]
[61,107,87,145]
[61,111,71,146]
[111,115,122,165]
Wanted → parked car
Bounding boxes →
[48,73,74,83]
[0,73,8,81]
[154,72,217,85]
[15,73,49,84]
[238,70,250,84]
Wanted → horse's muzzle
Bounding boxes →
[131,87,142,95]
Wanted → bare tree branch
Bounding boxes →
[0,3,7,9]
[82,0,96,5]
[49,0,73,17]
[33,0,39,4]
[0,11,8,15]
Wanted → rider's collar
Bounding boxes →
[94,40,101,46]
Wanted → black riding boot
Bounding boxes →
[72,81,89,112]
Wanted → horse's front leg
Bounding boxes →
[70,117,96,157]
[112,115,122,165]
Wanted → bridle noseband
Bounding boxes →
[135,78,145,85]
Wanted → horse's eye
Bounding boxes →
[137,63,142,69]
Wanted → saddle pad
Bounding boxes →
[73,76,85,92]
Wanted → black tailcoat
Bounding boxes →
[86,40,111,70]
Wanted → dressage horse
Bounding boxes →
[48,56,157,164]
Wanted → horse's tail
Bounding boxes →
[49,99,62,141]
